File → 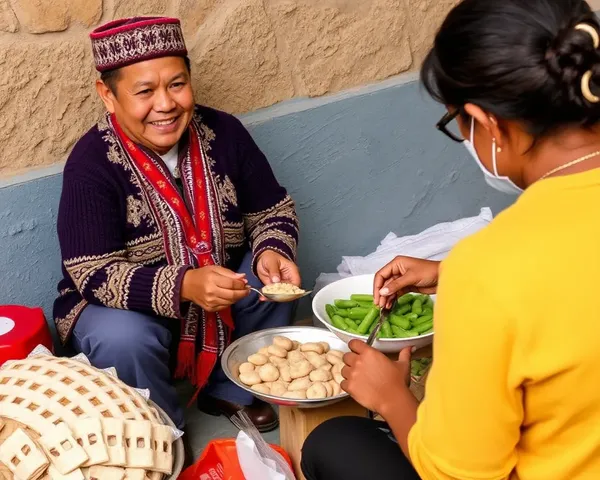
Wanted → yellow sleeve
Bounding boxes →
[408,240,523,480]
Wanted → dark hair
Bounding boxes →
[421,0,600,139]
[101,55,192,95]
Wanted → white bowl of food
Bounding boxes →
[312,274,434,354]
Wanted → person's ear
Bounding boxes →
[464,103,504,150]
[96,80,116,114]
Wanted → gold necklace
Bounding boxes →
[540,150,600,180]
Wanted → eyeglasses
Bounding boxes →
[436,109,465,143]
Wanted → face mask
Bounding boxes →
[463,118,523,195]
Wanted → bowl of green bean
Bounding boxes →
[312,274,434,353]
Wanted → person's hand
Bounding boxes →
[256,250,301,287]
[181,266,249,312]
[374,256,440,308]
[341,339,412,413]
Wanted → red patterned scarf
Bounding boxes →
[110,114,234,400]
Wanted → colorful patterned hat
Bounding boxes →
[90,17,188,72]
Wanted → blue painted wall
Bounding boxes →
[0,77,512,331]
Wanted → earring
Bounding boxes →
[497,147,502,153]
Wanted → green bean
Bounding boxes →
[404,313,418,322]
[421,327,433,335]
[405,328,421,337]
[425,296,434,309]
[331,315,348,331]
[335,308,350,318]
[414,320,433,334]
[350,294,374,303]
[334,299,359,309]
[412,314,433,327]
[381,320,392,338]
[389,314,411,330]
[348,307,370,320]
[344,318,359,330]
[391,325,410,338]
[412,298,423,315]
[393,303,412,316]
[357,306,380,334]
[325,304,337,320]
[396,293,415,306]
[357,301,375,309]
[422,307,433,317]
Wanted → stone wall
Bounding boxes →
[0,0,458,177]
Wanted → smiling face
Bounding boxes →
[96,56,195,155]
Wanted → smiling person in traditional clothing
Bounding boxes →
[53,17,300,435]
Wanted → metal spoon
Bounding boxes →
[247,286,312,303]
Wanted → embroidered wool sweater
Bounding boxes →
[53,105,299,344]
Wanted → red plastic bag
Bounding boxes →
[179,439,293,480]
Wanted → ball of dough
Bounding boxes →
[332,363,343,375]
[318,342,330,353]
[258,346,270,356]
[328,349,344,358]
[290,359,314,379]
[270,381,288,397]
[304,351,329,369]
[323,381,333,397]
[300,342,325,354]
[283,390,307,399]
[310,368,333,382]
[258,363,280,383]
[248,353,269,366]
[273,336,294,351]
[321,363,333,372]
[288,376,312,391]
[239,372,262,386]
[279,365,292,382]
[238,362,255,374]
[267,344,288,358]
[326,352,344,366]
[287,350,305,364]
[292,340,301,350]
[306,382,328,399]
[251,384,271,394]
[329,380,342,396]
[269,356,289,367]
[334,373,344,385]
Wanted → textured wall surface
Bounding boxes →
[0,79,513,327]
[0,0,459,177]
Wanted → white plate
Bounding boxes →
[312,274,434,354]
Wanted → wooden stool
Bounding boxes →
[280,398,368,480]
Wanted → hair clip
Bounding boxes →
[575,23,600,48]
[581,70,600,103]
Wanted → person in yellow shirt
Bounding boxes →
[301,0,600,479]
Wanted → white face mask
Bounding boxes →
[463,118,523,195]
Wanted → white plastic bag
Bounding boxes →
[313,207,493,294]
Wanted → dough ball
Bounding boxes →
[321,363,333,372]
[288,376,311,391]
[283,390,306,399]
[273,336,294,351]
[306,382,328,399]
[251,384,271,394]
[238,362,255,374]
[267,344,288,358]
[239,372,262,386]
[332,363,343,375]
[270,381,288,397]
[328,349,345,359]
[323,381,333,397]
[269,356,289,367]
[248,353,269,366]
[287,350,306,364]
[300,342,325,354]
[258,363,280,383]
[279,365,292,383]
[318,342,330,353]
[290,359,314,379]
[292,340,301,350]
[258,347,270,356]
[326,352,344,366]
[310,368,333,382]
[304,351,328,369]
[329,380,342,396]
[334,373,345,385]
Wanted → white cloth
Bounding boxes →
[313,207,494,295]
[159,145,179,177]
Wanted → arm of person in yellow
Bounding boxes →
[407,241,523,480]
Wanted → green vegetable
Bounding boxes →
[348,307,370,320]
[414,320,433,334]
[344,317,359,330]
[334,299,359,309]
[412,314,433,327]
[331,315,348,331]
[425,296,434,309]
[412,298,423,315]
[358,306,380,334]
[421,327,433,335]
[396,293,415,306]
[393,303,412,316]
[335,308,350,318]
[391,325,412,338]
[357,301,375,308]
[389,314,411,330]
[422,307,433,317]
[350,294,374,303]
[404,313,418,322]
[381,320,392,338]
[325,304,336,320]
